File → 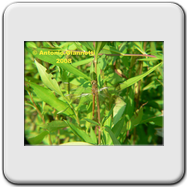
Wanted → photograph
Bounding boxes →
[24,41,163,146]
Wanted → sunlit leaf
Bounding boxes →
[35,60,62,95]
[28,81,74,116]
[27,47,91,80]
[112,116,125,138]
[105,126,121,145]
[72,58,94,67]
[84,118,99,126]
[41,120,68,132]
[60,142,94,146]
[113,97,126,125]
[68,122,95,144]
[90,127,97,144]
[120,62,163,90]
[28,131,49,145]
[95,42,107,60]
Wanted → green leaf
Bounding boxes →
[155,128,163,137]
[120,62,163,90]
[68,122,95,144]
[112,116,125,138]
[25,41,37,48]
[60,142,94,146]
[113,97,126,125]
[90,127,97,144]
[42,120,68,132]
[134,42,146,54]
[150,42,156,54]
[27,47,91,81]
[95,42,106,60]
[102,104,115,125]
[105,126,121,145]
[137,57,162,61]
[102,45,122,55]
[124,87,134,119]
[72,58,94,67]
[28,131,49,145]
[141,116,163,127]
[81,42,94,51]
[28,82,74,116]
[34,60,62,96]
[84,118,100,126]
[128,103,147,130]
[98,55,107,70]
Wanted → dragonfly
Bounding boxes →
[63,79,121,144]
[64,80,114,106]
[91,80,101,124]
[63,79,118,120]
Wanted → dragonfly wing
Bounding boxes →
[75,93,91,98]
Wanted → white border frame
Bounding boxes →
[3,2,185,184]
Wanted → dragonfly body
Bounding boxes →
[65,81,109,99]
[91,80,101,139]
[91,80,98,96]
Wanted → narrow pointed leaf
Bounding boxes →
[112,116,125,138]
[42,120,68,132]
[72,58,94,67]
[102,104,115,125]
[95,42,107,60]
[105,126,121,145]
[27,47,91,80]
[81,42,94,51]
[28,82,74,116]
[120,62,163,90]
[113,97,126,125]
[28,131,49,145]
[68,122,95,144]
[35,60,62,95]
[90,127,97,144]
[84,118,99,126]
[140,116,163,127]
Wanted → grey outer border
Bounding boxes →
[2,1,184,183]
[0,0,186,15]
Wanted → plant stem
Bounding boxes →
[66,50,156,58]
[93,42,101,144]
[134,42,147,144]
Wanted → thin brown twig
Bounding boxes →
[61,49,156,58]
[134,42,147,144]
[93,42,101,144]
[113,61,128,79]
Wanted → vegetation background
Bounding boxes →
[24,41,163,145]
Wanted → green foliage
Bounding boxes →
[25,41,163,145]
